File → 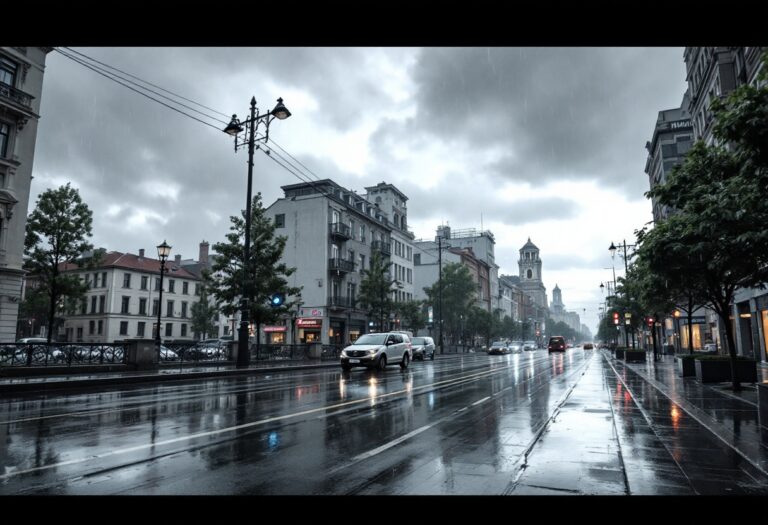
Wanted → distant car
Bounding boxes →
[488,341,509,355]
[548,336,566,352]
[508,341,523,353]
[703,343,718,353]
[195,338,227,358]
[410,336,436,361]
[159,345,179,361]
[583,342,594,350]
[523,341,537,351]
[340,332,412,371]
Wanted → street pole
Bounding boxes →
[438,235,444,354]
[155,241,171,362]
[236,98,258,369]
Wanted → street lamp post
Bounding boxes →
[223,97,291,369]
[155,240,171,361]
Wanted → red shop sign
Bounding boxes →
[297,318,323,328]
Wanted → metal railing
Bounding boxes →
[0,342,127,368]
[329,258,355,273]
[251,344,311,361]
[329,222,351,239]
[160,342,232,365]
[328,295,352,308]
[321,345,342,361]
[0,83,34,109]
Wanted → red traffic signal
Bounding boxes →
[612,312,619,325]
[647,316,654,327]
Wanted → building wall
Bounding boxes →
[0,47,51,341]
[60,266,201,343]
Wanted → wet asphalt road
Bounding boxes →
[2,348,768,495]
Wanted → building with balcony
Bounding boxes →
[56,249,201,343]
[265,179,409,345]
[0,47,52,342]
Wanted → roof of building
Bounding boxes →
[521,237,538,251]
[364,182,409,202]
[59,251,199,279]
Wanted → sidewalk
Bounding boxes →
[606,350,768,478]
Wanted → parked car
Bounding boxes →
[488,341,510,355]
[340,332,412,371]
[523,341,537,351]
[410,336,435,361]
[508,341,523,353]
[194,339,227,358]
[548,336,566,352]
[159,345,179,361]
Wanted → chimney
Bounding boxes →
[174,254,182,265]
[199,241,209,266]
[139,248,145,259]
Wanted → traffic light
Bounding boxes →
[613,312,619,325]
[647,316,654,327]
[269,292,285,308]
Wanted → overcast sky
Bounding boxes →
[30,47,689,334]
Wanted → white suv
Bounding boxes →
[340,332,412,371]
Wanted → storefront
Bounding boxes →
[329,318,346,346]
[679,316,706,351]
[264,326,287,344]
[756,294,768,363]
[296,318,322,343]
[348,320,366,343]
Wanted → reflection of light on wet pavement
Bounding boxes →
[670,404,681,431]
[338,378,346,400]
[268,430,280,450]
[369,377,378,406]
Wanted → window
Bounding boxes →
[153,299,159,316]
[98,320,103,335]
[89,320,95,335]
[99,295,105,313]
[0,122,10,158]
[181,301,188,318]
[168,280,175,293]
[349,220,355,240]
[183,281,188,295]
[155,278,161,291]
[91,296,97,313]
[181,324,188,337]
[406,247,412,261]
[167,300,174,317]
[407,268,412,284]
[121,296,130,314]
[123,273,131,288]
[359,254,365,272]
[527,269,532,279]
[141,276,148,290]
[76,327,83,341]
[195,283,200,296]
[139,298,147,315]
[0,56,18,87]
[81,299,87,315]
[85,274,92,288]
[102,272,107,288]
[360,225,366,244]
[165,323,173,337]
[120,321,129,335]
[275,213,285,228]
[414,253,421,265]
[93,272,100,288]
[137,322,146,337]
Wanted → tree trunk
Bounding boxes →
[47,275,57,344]
[718,303,740,392]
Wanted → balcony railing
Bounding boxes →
[371,240,391,256]
[329,222,351,240]
[329,258,355,273]
[0,83,33,109]
[328,295,353,308]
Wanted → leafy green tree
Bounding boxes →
[467,306,494,347]
[191,278,218,340]
[206,193,302,352]
[396,299,427,333]
[357,250,397,331]
[24,183,98,342]
[423,262,477,345]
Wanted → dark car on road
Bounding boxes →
[548,336,566,352]
[411,336,435,361]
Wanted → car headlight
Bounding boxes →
[370,348,379,354]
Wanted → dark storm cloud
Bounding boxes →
[408,47,687,195]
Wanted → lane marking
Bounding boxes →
[472,396,491,406]
[351,425,434,462]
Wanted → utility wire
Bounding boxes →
[55,48,229,128]
[61,47,232,120]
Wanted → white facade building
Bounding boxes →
[58,250,201,343]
